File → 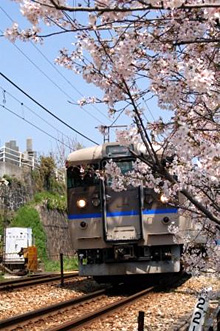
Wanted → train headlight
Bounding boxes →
[92,197,100,207]
[76,199,87,208]
[160,194,169,204]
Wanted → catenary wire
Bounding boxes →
[0,45,103,127]
[109,109,125,127]
[0,31,102,125]
[0,7,110,123]
[142,97,156,122]
[0,7,119,126]
[0,86,73,142]
[0,103,73,149]
[1,6,128,135]
[0,72,99,145]
[30,41,110,122]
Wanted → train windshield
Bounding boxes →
[102,158,134,185]
[67,164,99,188]
[115,159,134,174]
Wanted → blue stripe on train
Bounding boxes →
[143,208,178,214]
[68,208,178,219]
[68,213,102,219]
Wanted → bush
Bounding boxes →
[33,191,67,212]
[10,206,47,261]
[44,256,78,272]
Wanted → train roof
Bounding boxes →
[67,145,103,165]
[67,142,163,166]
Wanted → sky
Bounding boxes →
[0,0,160,159]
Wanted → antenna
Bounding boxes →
[96,125,127,143]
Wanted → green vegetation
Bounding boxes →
[33,191,66,212]
[32,156,65,195]
[9,204,76,272]
[44,256,78,272]
[0,154,76,272]
[3,174,23,187]
[10,206,47,261]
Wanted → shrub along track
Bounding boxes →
[0,273,186,331]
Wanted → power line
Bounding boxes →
[1,6,125,132]
[30,42,110,122]
[0,103,72,149]
[0,72,99,145]
[1,31,102,124]
[0,6,109,123]
[109,109,125,127]
[0,7,121,128]
[0,86,73,142]
[142,97,156,122]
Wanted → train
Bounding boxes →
[66,142,197,282]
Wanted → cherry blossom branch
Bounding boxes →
[162,169,220,225]
[41,1,220,13]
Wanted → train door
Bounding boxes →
[102,159,143,242]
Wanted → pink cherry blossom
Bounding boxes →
[4,0,220,275]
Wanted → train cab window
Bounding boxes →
[67,166,81,188]
[67,164,99,188]
[116,160,133,174]
[102,158,134,185]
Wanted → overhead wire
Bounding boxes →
[1,31,102,125]
[1,5,127,138]
[0,6,110,123]
[109,109,125,127]
[0,86,73,142]
[142,97,156,122]
[1,6,124,128]
[0,72,99,145]
[0,103,73,149]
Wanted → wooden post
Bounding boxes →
[60,253,64,287]
[138,311,145,331]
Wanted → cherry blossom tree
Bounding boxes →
[4,0,220,274]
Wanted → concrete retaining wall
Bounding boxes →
[36,206,74,260]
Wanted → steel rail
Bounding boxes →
[48,285,156,331]
[0,273,56,286]
[0,272,79,291]
[0,287,108,330]
[0,274,185,330]
[49,274,186,331]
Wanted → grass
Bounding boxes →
[44,256,78,272]
[1,191,72,272]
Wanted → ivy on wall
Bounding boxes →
[0,155,67,258]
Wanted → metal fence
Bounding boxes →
[0,146,38,170]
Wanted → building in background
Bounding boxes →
[0,138,38,179]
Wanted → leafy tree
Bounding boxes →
[40,156,56,191]
[32,155,65,194]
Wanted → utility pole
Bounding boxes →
[96,125,127,143]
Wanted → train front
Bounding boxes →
[66,143,182,281]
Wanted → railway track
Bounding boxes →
[49,284,156,331]
[0,274,185,330]
[0,286,111,330]
[0,272,79,291]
